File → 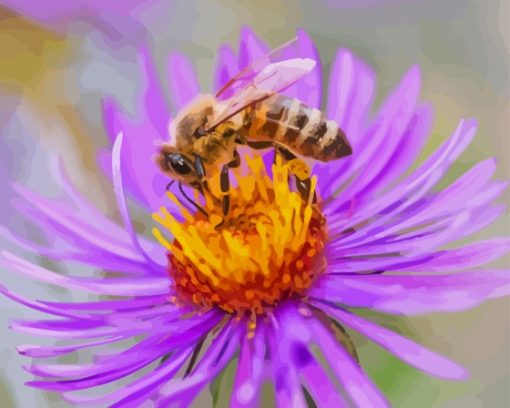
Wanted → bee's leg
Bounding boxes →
[228,149,241,169]
[220,164,230,216]
[215,164,231,230]
[245,140,277,165]
[245,140,274,150]
[194,154,209,191]
[274,143,317,203]
[214,151,240,229]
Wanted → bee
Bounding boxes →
[157,40,352,217]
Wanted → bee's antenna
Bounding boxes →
[178,182,209,216]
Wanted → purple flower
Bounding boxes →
[2,27,510,407]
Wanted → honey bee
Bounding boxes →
[157,40,352,216]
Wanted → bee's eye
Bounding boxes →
[164,153,192,175]
[194,127,205,138]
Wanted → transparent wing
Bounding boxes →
[216,37,304,99]
[207,57,315,131]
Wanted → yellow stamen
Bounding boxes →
[153,155,327,316]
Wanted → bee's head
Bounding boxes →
[156,146,200,188]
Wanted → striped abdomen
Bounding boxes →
[240,94,352,162]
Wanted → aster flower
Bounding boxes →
[2,27,510,407]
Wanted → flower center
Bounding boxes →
[153,155,327,316]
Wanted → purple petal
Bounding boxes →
[12,319,125,340]
[167,52,200,112]
[213,44,239,97]
[327,238,510,274]
[28,341,168,392]
[156,321,241,405]
[231,326,266,408]
[461,204,506,238]
[0,226,150,275]
[296,308,389,407]
[324,66,421,211]
[268,312,308,408]
[316,49,376,195]
[335,157,497,248]
[313,302,468,380]
[408,238,510,272]
[11,183,145,263]
[326,48,376,142]
[17,335,129,358]
[54,158,130,242]
[336,211,473,258]
[352,104,433,201]
[12,309,184,341]
[331,182,507,258]
[364,160,500,243]
[137,46,170,136]
[299,354,347,407]
[101,98,169,212]
[326,118,479,234]
[13,305,186,342]
[28,313,209,374]
[27,313,220,394]
[0,251,171,296]
[279,29,322,108]
[0,285,91,320]
[41,296,169,313]
[112,132,163,267]
[238,26,269,69]
[312,270,510,315]
[64,348,192,407]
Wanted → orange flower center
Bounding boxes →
[153,155,327,317]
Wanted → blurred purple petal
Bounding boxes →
[138,46,171,135]
[101,97,169,211]
[279,29,322,108]
[213,44,239,97]
[112,132,163,268]
[1,251,170,296]
[317,48,377,194]
[327,48,376,142]
[167,52,200,113]
[238,26,269,69]
[353,104,433,201]
[324,66,421,210]
[0,0,162,42]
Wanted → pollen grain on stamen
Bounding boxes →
[152,155,327,317]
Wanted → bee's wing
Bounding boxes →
[207,58,315,131]
[216,37,304,99]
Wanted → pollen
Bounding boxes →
[152,155,327,316]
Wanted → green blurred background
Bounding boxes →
[0,0,508,406]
